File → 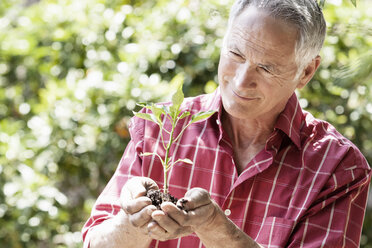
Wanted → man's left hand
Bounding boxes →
[147,187,219,241]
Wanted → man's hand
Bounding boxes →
[147,187,217,241]
[89,177,159,248]
[120,177,159,236]
[148,187,261,248]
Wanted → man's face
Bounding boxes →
[218,6,302,121]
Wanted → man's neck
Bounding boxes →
[221,109,280,174]
[221,110,278,150]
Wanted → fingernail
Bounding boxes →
[177,198,188,210]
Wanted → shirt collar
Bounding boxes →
[205,88,303,149]
[197,87,223,126]
[204,87,222,113]
[274,93,303,149]
[196,87,225,142]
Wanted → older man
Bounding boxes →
[83,0,371,247]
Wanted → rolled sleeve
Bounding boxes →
[287,147,371,248]
[82,116,145,245]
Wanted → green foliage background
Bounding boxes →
[0,0,371,247]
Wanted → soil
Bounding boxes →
[146,189,179,210]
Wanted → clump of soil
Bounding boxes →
[146,189,178,210]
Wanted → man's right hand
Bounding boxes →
[88,177,159,248]
[120,177,159,235]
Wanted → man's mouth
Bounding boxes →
[232,89,258,101]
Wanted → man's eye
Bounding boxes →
[229,51,242,58]
[258,65,272,74]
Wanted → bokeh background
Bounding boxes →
[0,0,371,247]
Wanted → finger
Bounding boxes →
[138,222,151,236]
[179,188,211,210]
[182,202,216,227]
[122,196,152,214]
[156,204,194,236]
[142,179,159,193]
[122,177,159,200]
[152,209,184,233]
[121,178,146,200]
[147,220,169,241]
[173,201,216,227]
[128,204,157,228]
[147,217,193,242]
[161,202,189,225]
[131,178,159,198]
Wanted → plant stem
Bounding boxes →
[163,147,171,194]
[174,122,191,143]
[163,121,175,194]
[163,164,168,195]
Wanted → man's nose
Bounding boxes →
[234,62,257,88]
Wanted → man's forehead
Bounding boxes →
[225,8,298,61]
[228,6,298,46]
[226,31,295,64]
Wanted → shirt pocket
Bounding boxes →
[253,216,295,248]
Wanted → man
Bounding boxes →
[82,0,371,247]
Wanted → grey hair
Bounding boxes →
[227,0,326,79]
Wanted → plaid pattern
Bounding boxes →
[83,88,371,248]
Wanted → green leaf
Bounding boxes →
[319,0,357,7]
[179,111,191,119]
[136,102,151,108]
[170,83,184,118]
[172,82,184,109]
[151,104,166,123]
[162,105,170,113]
[141,152,165,165]
[136,103,154,113]
[133,112,158,123]
[319,0,325,8]
[190,110,216,124]
[141,152,156,157]
[169,74,185,119]
[172,158,194,168]
[169,73,185,90]
[178,158,193,165]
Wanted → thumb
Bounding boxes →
[121,177,159,200]
[178,187,211,210]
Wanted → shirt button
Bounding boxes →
[216,119,221,125]
[224,209,231,216]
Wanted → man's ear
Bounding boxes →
[297,55,321,89]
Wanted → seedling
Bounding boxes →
[133,75,215,206]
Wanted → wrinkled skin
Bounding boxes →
[148,187,218,241]
[121,177,218,241]
[120,178,260,248]
[120,177,159,235]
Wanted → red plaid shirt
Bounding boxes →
[83,88,371,248]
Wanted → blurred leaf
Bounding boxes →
[190,110,216,124]
[0,0,371,247]
[174,158,193,165]
[179,111,191,120]
[150,104,166,124]
[141,152,157,157]
[170,74,185,119]
[319,0,325,8]
[133,112,158,124]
